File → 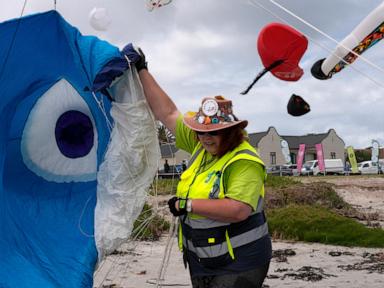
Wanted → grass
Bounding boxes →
[265,175,300,189]
[149,178,179,195]
[267,205,384,247]
[265,177,384,247]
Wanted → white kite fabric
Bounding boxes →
[95,68,160,260]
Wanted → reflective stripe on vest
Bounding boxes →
[183,223,268,259]
[182,212,268,259]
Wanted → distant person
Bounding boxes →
[164,159,170,173]
[345,161,351,176]
[126,45,271,288]
[181,160,187,171]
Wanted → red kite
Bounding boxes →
[242,22,308,94]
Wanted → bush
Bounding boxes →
[132,203,170,241]
[265,181,350,211]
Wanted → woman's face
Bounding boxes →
[197,131,223,156]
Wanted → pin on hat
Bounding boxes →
[183,96,247,132]
[287,94,310,116]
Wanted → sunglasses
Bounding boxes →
[196,130,220,136]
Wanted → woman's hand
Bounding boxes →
[167,196,187,216]
[121,44,147,72]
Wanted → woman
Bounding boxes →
[130,46,271,288]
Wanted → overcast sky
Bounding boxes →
[1,0,383,148]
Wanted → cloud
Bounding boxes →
[1,0,383,148]
[147,27,231,80]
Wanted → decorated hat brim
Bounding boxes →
[183,116,248,132]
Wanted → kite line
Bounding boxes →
[0,0,28,84]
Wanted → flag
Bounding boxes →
[347,146,358,174]
[296,144,306,173]
[371,140,380,163]
[280,139,291,164]
[315,144,325,173]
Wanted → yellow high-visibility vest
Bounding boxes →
[176,141,268,264]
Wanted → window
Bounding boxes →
[330,152,336,159]
[270,152,276,165]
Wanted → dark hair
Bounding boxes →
[216,125,245,157]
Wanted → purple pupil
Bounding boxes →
[55,110,94,158]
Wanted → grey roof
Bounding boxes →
[160,143,178,158]
[248,131,268,147]
[248,127,332,149]
[281,133,329,149]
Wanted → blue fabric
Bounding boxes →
[92,57,128,92]
[0,11,120,287]
[91,43,141,93]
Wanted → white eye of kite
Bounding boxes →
[21,79,98,183]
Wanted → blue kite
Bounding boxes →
[0,11,159,288]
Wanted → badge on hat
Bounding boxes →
[201,99,219,116]
[183,96,248,132]
[287,94,310,116]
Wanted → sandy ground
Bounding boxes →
[94,176,384,288]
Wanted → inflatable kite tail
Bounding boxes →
[311,58,332,80]
[241,59,284,95]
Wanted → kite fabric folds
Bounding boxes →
[0,11,159,288]
[95,68,160,259]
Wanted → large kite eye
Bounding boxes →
[55,110,94,159]
[21,79,98,183]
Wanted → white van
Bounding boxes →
[358,160,379,174]
[301,160,317,175]
[301,159,344,176]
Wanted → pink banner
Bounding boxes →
[316,143,325,172]
[296,144,306,172]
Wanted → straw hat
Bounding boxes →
[183,96,248,132]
